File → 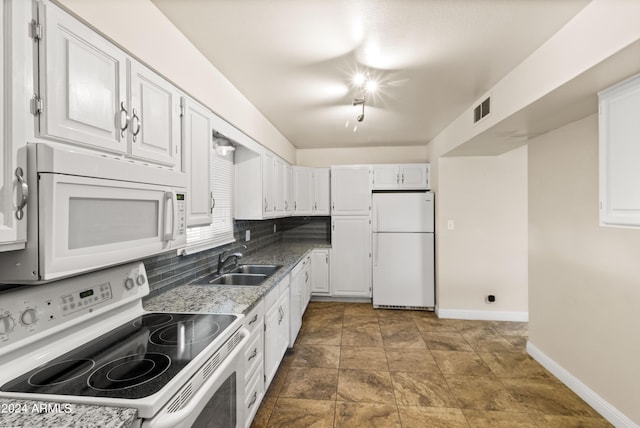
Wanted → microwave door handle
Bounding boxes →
[141,329,250,428]
[164,191,176,242]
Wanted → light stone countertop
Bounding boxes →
[0,240,329,428]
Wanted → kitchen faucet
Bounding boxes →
[217,245,248,274]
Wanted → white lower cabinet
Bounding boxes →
[288,255,312,347]
[310,249,330,295]
[263,275,290,389]
[243,300,264,428]
[331,216,372,297]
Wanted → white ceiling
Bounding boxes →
[151,0,590,150]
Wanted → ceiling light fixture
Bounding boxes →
[351,71,377,124]
[213,132,235,156]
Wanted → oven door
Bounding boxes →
[143,330,250,428]
[39,173,186,280]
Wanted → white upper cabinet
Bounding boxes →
[331,165,371,215]
[599,74,640,227]
[283,164,293,216]
[182,97,213,227]
[262,151,276,218]
[372,164,429,190]
[293,167,330,216]
[39,1,127,153]
[128,60,181,167]
[0,0,32,252]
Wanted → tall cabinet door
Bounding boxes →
[182,97,212,227]
[293,166,313,215]
[39,1,127,153]
[331,166,371,215]
[331,216,371,297]
[313,168,331,215]
[128,60,181,167]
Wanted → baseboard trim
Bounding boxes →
[527,341,638,428]
[436,308,528,322]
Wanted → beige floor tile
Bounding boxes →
[503,335,528,350]
[502,378,600,417]
[533,414,614,427]
[465,335,519,353]
[381,329,427,349]
[340,346,388,371]
[288,344,340,369]
[266,398,335,428]
[414,316,459,333]
[250,396,276,428]
[343,303,378,316]
[490,321,529,336]
[342,314,378,329]
[386,348,440,372]
[334,402,401,428]
[299,325,343,346]
[391,371,458,407]
[422,332,475,352]
[303,311,344,329]
[279,367,338,400]
[462,409,538,427]
[479,351,552,379]
[446,375,525,412]
[378,317,419,332]
[397,406,470,428]
[265,364,289,398]
[431,350,493,376]
[337,369,396,404]
[341,326,384,347]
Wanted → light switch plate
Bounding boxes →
[245,230,250,241]
[447,220,455,230]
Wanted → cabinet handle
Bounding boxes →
[332,201,335,211]
[248,348,258,361]
[314,202,317,211]
[210,192,216,214]
[131,108,141,142]
[305,272,309,282]
[119,102,129,137]
[248,314,258,325]
[285,200,288,210]
[247,391,258,409]
[264,198,268,211]
[396,173,400,184]
[15,167,28,220]
[401,173,405,184]
[325,254,328,263]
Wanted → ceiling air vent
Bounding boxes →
[473,96,491,123]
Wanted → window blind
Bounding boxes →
[184,149,235,254]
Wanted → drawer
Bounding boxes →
[244,366,264,428]
[243,299,264,335]
[244,330,263,382]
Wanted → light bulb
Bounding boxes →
[365,80,378,93]
[353,73,365,87]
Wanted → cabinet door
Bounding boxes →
[284,164,293,215]
[263,301,280,388]
[277,291,290,360]
[274,158,286,217]
[262,152,276,218]
[313,168,331,215]
[400,164,429,189]
[293,166,313,215]
[302,261,312,311]
[311,249,330,294]
[599,75,640,227]
[289,273,302,347]
[182,97,212,226]
[331,166,371,215]
[39,2,127,153]
[128,60,181,167]
[0,0,29,251]
[331,216,371,297]
[372,165,400,189]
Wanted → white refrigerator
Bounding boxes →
[372,191,435,309]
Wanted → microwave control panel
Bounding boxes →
[0,263,148,348]
[176,192,186,236]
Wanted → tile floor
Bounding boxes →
[251,302,612,428]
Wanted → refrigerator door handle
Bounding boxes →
[373,232,379,267]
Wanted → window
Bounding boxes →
[184,149,235,253]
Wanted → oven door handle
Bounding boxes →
[142,328,250,428]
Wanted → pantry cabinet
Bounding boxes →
[330,216,371,297]
[599,74,640,227]
[330,165,371,215]
[0,0,31,252]
[293,167,330,216]
[310,249,330,295]
[181,97,213,226]
[372,164,429,190]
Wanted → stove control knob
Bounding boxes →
[124,277,135,290]
[20,308,38,326]
[0,315,15,335]
[136,275,146,286]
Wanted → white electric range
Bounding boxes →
[0,262,249,428]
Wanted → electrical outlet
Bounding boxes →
[447,220,455,230]
[245,230,250,241]
[486,294,496,303]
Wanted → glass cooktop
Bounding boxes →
[1,313,237,399]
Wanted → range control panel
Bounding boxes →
[0,262,149,349]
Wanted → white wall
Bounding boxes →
[296,145,428,167]
[528,114,640,425]
[55,0,296,163]
[436,146,528,320]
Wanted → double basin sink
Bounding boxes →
[193,264,282,287]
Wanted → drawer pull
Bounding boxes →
[247,391,257,409]
[248,314,258,325]
[248,348,258,361]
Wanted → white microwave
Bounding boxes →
[0,143,188,285]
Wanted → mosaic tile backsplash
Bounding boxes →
[143,216,330,295]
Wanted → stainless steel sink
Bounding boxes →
[192,264,282,286]
[208,273,267,286]
[230,264,281,276]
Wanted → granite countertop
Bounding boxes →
[0,240,329,428]
[143,240,331,315]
